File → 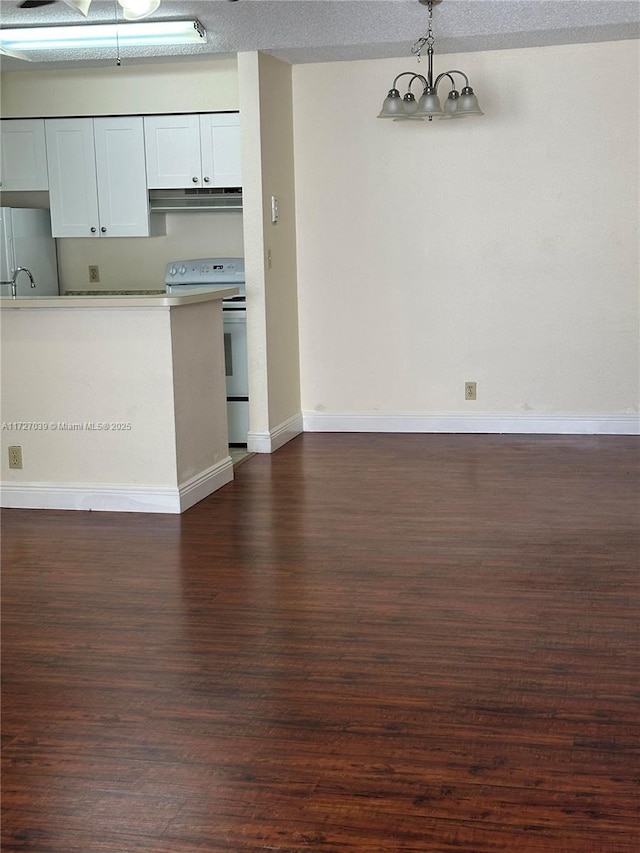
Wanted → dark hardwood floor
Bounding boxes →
[2,433,639,853]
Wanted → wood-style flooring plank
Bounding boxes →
[2,434,639,852]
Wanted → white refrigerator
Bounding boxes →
[0,207,59,297]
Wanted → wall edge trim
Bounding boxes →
[178,456,234,511]
[247,412,304,453]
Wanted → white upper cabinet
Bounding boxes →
[0,119,49,191]
[93,117,152,236]
[45,119,98,238]
[143,114,202,189]
[144,113,241,189]
[45,116,152,238]
[200,114,243,188]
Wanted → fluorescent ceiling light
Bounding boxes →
[0,19,206,55]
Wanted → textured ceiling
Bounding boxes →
[0,0,638,71]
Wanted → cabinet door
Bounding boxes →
[200,113,242,188]
[0,119,49,191]
[144,114,202,188]
[93,116,150,237]
[45,118,100,238]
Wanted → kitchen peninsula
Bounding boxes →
[0,289,237,513]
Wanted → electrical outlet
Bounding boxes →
[8,446,22,469]
[89,265,100,283]
[465,381,477,401]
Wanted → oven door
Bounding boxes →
[223,309,247,397]
[223,308,249,445]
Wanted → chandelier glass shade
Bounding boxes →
[378,0,483,122]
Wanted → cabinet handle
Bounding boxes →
[192,176,199,183]
[90,227,97,233]
[101,227,107,233]
[203,176,210,183]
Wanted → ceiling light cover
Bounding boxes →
[0,20,206,55]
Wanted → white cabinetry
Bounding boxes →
[0,119,49,191]
[199,113,242,188]
[45,116,153,238]
[144,113,241,189]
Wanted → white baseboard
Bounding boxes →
[178,456,234,512]
[302,412,640,435]
[1,456,234,514]
[247,412,303,453]
[0,481,182,513]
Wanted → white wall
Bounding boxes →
[0,306,178,485]
[238,52,270,437]
[293,40,640,433]
[171,300,230,484]
[0,301,232,512]
[0,59,239,117]
[256,54,301,437]
[55,212,244,293]
[239,52,301,449]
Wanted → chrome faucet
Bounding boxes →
[11,267,36,298]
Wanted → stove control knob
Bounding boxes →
[168,266,177,277]
[179,265,187,275]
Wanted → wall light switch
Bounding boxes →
[271,195,279,224]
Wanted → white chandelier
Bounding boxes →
[378,0,483,122]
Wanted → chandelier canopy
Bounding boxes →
[378,0,483,122]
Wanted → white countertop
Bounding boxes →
[0,288,239,309]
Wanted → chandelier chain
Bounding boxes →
[411,0,435,59]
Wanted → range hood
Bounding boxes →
[148,187,242,212]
